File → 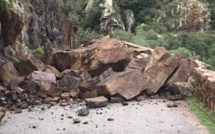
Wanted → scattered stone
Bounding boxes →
[167,102,179,108]
[121,102,129,106]
[110,97,124,103]
[60,102,68,107]
[77,108,90,116]
[68,116,73,119]
[32,126,37,129]
[85,96,108,108]
[14,109,22,114]
[83,121,88,124]
[61,93,70,100]
[73,118,81,124]
[107,118,114,121]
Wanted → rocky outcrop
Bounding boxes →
[0,3,26,58]
[86,0,135,35]
[157,0,211,31]
[0,0,77,53]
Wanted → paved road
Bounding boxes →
[0,99,210,134]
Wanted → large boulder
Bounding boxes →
[166,59,198,86]
[96,69,146,100]
[27,71,60,97]
[145,48,188,95]
[0,62,23,86]
[27,71,56,84]
[14,55,45,76]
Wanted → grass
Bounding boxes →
[187,97,215,134]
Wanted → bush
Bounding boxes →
[32,46,44,59]
[0,0,14,9]
[110,30,134,42]
[75,27,102,47]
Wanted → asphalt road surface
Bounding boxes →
[0,99,210,134]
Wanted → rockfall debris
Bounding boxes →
[0,36,213,113]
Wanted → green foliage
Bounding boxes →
[110,30,134,42]
[32,46,44,59]
[169,47,197,58]
[79,0,103,31]
[75,27,102,46]
[0,0,14,10]
[187,97,215,134]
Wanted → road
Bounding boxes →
[0,99,210,134]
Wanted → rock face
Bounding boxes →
[0,3,26,58]
[0,0,77,56]
[86,0,135,35]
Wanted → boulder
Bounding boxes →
[0,62,23,86]
[53,44,98,72]
[14,55,44,76]
[85,96,108,108]
[91,37,128,67]
[79,78,100,92]
[96,69,146,100]
[59,75,81,91]
[27,71,60,97]
[43,65,61,78]
[79,90,98,99]
[166,59,198,86]
[38,82,61,98]
[27,71,56,84]
[145,50,188,95]
[126,53,149,71]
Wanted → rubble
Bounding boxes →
[0,36,215,112]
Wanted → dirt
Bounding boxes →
[0,99,210,134]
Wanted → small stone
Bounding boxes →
[14,108,22,114]
[110,97,124,103]
[20,103,29,109]
[32,126,37,129]
[167,104,173,108]
[68,115,73,119]
[107,118,114,121]
[83,121,88,124]
[173,103,178,107]
[77,108,90,116]
[61,93,70,100]
[136,95,147,102]
[52,97,60,102]
[60,102,68,107]
[73,118,81,124]
[121,102,128,106]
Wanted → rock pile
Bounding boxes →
[0,36,210,111]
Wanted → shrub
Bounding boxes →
[110,30,134,42]
[32,46,44,59]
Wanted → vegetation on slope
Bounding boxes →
[187,98,215,134]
